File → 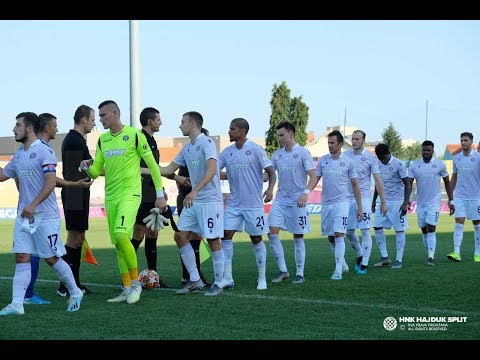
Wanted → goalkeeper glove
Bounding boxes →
[143,208,169,231]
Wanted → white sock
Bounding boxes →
[474,224,480,256]
[426,232,436,258]
[346,229,362,257]
[52,258,81,296]
[334,237,346,274]
[294,237,305,277]
[454,223,464,255]
[395,231,406,262]
[360,229,373,265]
[422,233,428,249]
[222,239,233,281]
[253,241,267,280]
[12,262,30,306]
[180,243,200,282]
[374,229,388,257]
[211,249,225,286]
[268,234,288,273]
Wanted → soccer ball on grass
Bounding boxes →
[138,269,160,289]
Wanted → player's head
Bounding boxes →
[460,131,473,151]
[38,113,58,141]
[98,100,120,130]
[327,130,343,155]
[180,111,203,136]
[228,118,249,142]
[375,143,391,164]
[74,105,96,135]
[14,112,39,143]
[140,107,162,133]
[421,140,434,162]
[276,121,295,148]
[351,130,366,151]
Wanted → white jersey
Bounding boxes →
[408,158,448,205]
[377,155,408,202]
[218,140,271,209]
[173,133,222,203]
[3,139,60,219]
[271,144,315,206]
[316,153,357,205]
[452,150,480,200]
[344,148,379,199]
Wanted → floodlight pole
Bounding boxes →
[129,20,141,129]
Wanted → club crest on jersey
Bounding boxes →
[389,167,393,171]
[432,164,437,168]
[361,157,367,162]
[246,150,251,156]
[123,135,129,141]
[293,154,298,158]
[472,158,476,162]
[340,162,345,167]
[30,153,36,159]
[196,146,200,151]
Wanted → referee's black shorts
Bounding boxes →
[136,202,155,225]
[61,189,90,231]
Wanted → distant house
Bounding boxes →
[443,143,479,160]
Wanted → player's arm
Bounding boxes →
[82,142,105,179]
[450,172,457,194]
[263,165,277,203]
[372,187,379,212]
[298,169,317,207]
[373,173,388,215]
[55,177,92,188]
[442,174,455,215]
[184,158,217,208]
[400,176,412,217]
[22,171,56,219]
[0,167,11,182]
[351,177,363,221]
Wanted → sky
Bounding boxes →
[1,20,479,154]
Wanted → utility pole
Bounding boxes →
[425,100,428,140]
[129,20,141,128]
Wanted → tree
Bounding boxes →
[265,81,309,155]
[290,96,309,146]
[265,82,291,156]
[404,142,422,161]
[381,122,404,159]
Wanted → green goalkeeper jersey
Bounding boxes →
[87,125,163,200]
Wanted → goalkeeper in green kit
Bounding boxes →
[79,100,167,304]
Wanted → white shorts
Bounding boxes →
[268,201,310,234]
[373,199,408,232]
[347,196,372,230]
[321,201,349,236]
[454,198,480,221]
[177,202,224,239]
[417,203,441,228]
[224,207,269,236]
[12,217,66,258]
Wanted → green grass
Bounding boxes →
[0,214,479,340]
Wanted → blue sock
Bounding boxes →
[25,256,40,298]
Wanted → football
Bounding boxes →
[138,269,160,289]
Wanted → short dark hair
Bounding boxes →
[98,100,120,114]
[353,130,366,139]
[38,113,57,134]
[276,121,295,134]
[328,130,343,144]
[375,143,390,157]
[183,111,203,128]
[74,105,94,125]
[460,132,473,141]
[421,140,434,148]
[17,112,40,134]
[201,127,209,136]
[139,107,160,127]
[231,118,249,134]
